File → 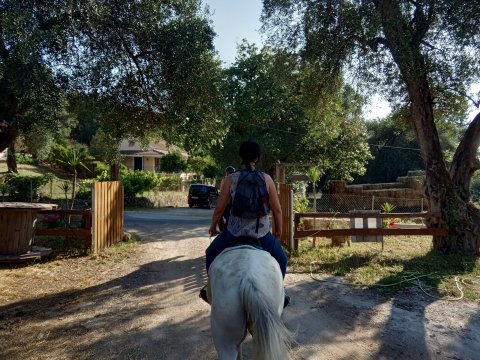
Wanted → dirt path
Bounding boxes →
[0,208,479,359]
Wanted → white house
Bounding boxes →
[119,139,188,172]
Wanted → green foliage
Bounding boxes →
[307,167,322,183]
[121,170,161,202]
[96,170,111,182]
[2,173,50,201]
[90,129,123,166]
[57,180,71,202]
[75,183,92,201]
[187,155,219,178]
[292,181,307,197]
[353,117,424,184]
[21,124,55,161]
[0,0,224,156]
[470,172,480,202]
[157,174,181,191]
[381,202,396,213]
[50,143,92,174]
[262,1,479,112]
[293,195,309,213]
[16,153,38,165]
[0,178,8,198]
[160,152,188,173]
[202,164,219,179]
[94,162,110,176]
[213,44,371,178]
[67,93,103,146]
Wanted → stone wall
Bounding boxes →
[328,170,428,210]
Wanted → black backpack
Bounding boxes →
[232,170,270,231]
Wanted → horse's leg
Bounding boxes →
[210,279,246,360]
[211,305,246,360]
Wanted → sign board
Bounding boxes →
[349,210,383,243]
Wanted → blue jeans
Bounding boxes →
[205,230,287,278]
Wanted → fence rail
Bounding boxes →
[35,209,92,249]
[34,182,125,254]
[293,211,447,250]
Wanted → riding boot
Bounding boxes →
[199,285,209,304]
[283,287,291,308]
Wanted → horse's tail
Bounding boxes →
[241,278,293,360]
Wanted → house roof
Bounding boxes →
[119,139,189,157]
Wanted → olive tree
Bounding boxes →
[262,0,480,257]
[0,0,224,157]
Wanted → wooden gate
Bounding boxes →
[92,181,124,254]
[276,183,294,251]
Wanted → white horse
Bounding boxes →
[208,245,292,360]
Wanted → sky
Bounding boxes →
[203,0,264,67]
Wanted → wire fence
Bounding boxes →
[311,193,426,214]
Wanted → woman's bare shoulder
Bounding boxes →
[263,173,275,186]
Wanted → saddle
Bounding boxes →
[230,236,263,250]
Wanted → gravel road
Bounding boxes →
[0,207,478,360]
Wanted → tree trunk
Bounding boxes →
[110,163,120,181]
[407,80,479,255]
[0,116,17,154]
[71,170,77,210]
[450,112,480,202]
[6,142,17,173]
[376,0,479,257]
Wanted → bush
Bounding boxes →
[202,164,219,179]
[294,195,309,213]
[76,182,92,200]
[157,174,180,191]
[16,153,38,165]
[121,170,160,202]
[3,173,50,201]
[96,169,110,182]
[160,152,187,172]
[292,181,307,197]
[94,162,110,177]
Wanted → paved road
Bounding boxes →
[125,207,214,241]
[125,208,214,224]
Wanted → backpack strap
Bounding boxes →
[254,171,264,233]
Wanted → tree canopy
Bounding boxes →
[262,0,480,256]
[0,0,224,154]
[212,43,371,179]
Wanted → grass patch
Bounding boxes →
[290,236,480,301]
[90,233,141,262]
[34,233,141,263]
[34,236,86,258]
[0,161,74,200]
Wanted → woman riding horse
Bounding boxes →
[200,139,289,307]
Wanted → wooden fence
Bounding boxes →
[92,181,124,254]
[36,209,92,249]
[276,183,294,251]
[293,211,448,250]
[35,181,124,254]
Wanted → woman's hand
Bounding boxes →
[209,224,219,237]
[274,229,282,240]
